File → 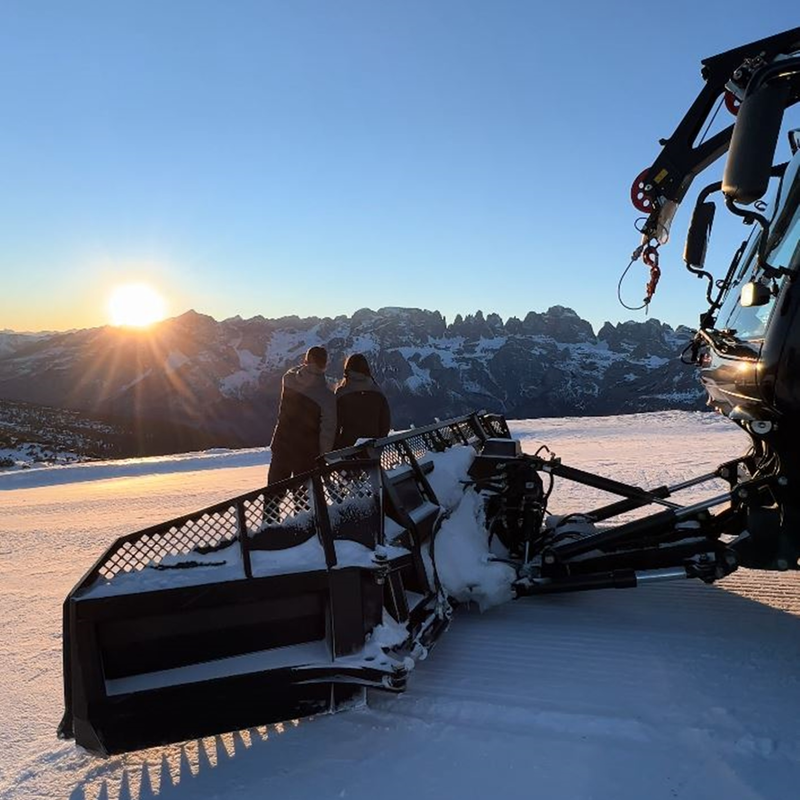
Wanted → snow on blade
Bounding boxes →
[423,445,516,609]
[434,489,516,610]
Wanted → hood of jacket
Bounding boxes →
[284,363,331,394]
[337,370,381,395]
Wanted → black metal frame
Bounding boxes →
[465,440,773,597]
[58,412,507,756]
[637,27,800,241]
[61,406,784,755]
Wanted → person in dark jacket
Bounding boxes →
[268,346,336,484]
[334,353,391,448]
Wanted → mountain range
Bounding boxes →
[0,306,705,456]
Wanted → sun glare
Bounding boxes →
[108,283,167,328]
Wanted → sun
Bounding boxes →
[107,283,167,328]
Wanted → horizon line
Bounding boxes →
[3,304,695,337]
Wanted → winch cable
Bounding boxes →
[680,340,697,365]
[619,97,726,312]
[617,253,651,311]
[698,95,725,148]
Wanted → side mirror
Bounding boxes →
[683,200,715,268]
[723,80,790,205]
[740,281,771,307]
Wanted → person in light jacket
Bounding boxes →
[268,346,336,484]
[334,353,391,448]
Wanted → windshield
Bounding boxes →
[766,180,800,274]
[716,164,800,342]
[714,230,764,340]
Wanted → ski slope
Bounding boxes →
[3,411,800,799]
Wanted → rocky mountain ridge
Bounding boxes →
[0,306,704,455]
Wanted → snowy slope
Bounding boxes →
[3,411,800,800]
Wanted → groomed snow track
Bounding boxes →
[4,412,800,799]
[363,572,800,799]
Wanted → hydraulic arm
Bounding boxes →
[628,27,800,304]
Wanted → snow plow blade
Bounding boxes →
[57,412,509,756]
[58,408,750,756]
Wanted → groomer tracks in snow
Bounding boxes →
[2,411,800,799]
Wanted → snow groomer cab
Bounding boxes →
[684,46,800,569]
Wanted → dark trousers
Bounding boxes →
[267,448,317,485]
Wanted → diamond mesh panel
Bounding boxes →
[380,443,410,471]
[452,420,476,443]
[481,417,497,436]
[485,416,509,437]
[97,506,239,581]
[322,467,375,506]
[436,426,459,447]
[404,434,431,460]
[87,414,511,586]
[242,494,265,533]
[322,466,380,543]
[261,482,312,524]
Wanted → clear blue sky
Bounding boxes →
[1,1,798,333]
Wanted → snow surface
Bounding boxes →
[218,349,264,397]
[404,361,432,392]
[4,411,800,799]
[0,443,83,471]
[0,446,269,490]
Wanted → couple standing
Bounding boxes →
[267,347,391,484]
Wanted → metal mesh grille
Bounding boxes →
[404,434,430,460]
[243,494,266,534]
[380,443,410,471]
[436,427,454,447]
[437,425,463,447]
[84,414,512,588]
[98,506,239,581]
[482,415,509,438]
[481,417,498,436]
[322,467,375,506]
[379,427,459,471]
[323,466,380,543]
[260,482,313,528]
[453,420,476,443]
